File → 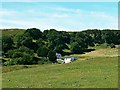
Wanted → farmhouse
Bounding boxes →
[64,58,71,63]
[64,57,77,63]
[56,53,77,64]
[56,53,62,59]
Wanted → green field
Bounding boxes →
[2,47,118,88]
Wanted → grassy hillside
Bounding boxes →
[2,46,118,88]
[2,29,25,37]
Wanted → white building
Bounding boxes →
[56,53,77,64]
[56,53,62,59]
[64,58,72,63]
[64,57,77,63]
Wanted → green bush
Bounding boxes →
[48,50,57,63]
[3,59,17,66]
[12,52,23,58]
[110,43,116,48]
[37,46,49,57]
[38,57,49,64]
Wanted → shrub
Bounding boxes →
[37,46,49,57]
[20,54,33,65]
[2,36,13,53]
[12,52,23,58]
[3,59,17,66]
[48,50,57,63]
[110,43,116,48]
[38,57,49,64]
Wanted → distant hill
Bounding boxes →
[1,29,26,37]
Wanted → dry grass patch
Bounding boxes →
[81,48,118,57]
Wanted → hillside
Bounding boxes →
[2,46,118,88]
[1,29,119,88]
[2,28,120,66]
[2,29,25,37]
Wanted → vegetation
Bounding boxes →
[2,47,118,88]
[1,29,119,88]
[48,50,57,63]
[1,28,120,65]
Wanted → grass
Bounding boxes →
[2,65,39,73]
[2,29,25,37]
[2,46,118,88]
[57,60,64,64]
[0,66,2,89]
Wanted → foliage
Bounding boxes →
[2,36,14,53]
[110,43,116,48]
[25,28,43,40]
[21,37,33,48]
[38,57,49,64]
[2,28,120,65]
[37,46,49,57]
[48,50,57,63]
[6,46,34,65]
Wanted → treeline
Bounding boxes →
[2,28,120,65]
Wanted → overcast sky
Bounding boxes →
[0,2,118,31]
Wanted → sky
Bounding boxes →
[0,2,118,31]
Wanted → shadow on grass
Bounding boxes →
[62,48,95,56]
[83,48,95,52]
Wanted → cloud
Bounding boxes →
[0,9,17,16]
[50,7,83,14]
[51,13,70,18]
[0,5,117,30]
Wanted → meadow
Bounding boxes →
[2,45,118,88]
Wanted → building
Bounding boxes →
[56,53,62,59]
[64,57,77,63]
[64,58,72,63]
[56,53,77,64]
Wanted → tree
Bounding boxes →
[25,28,42,40]
[54,45,63,53]
[70,42,79,53]
[37,46,49,57]
[2,36,13,53]
[48,50,56,63]
[36,38,45,47]
[15,33,29,48]
[18,46,34,55]
[20,54,34,65]
[7,46,35,65]
[12,52,23,58]
[70,42,84,54]
[21,37,33,49]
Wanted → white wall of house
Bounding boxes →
[64,58,71,63]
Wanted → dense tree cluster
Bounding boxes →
[2,28,120,65]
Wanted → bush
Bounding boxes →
[2,36,13,53]
[37,46,49,57]
[18,46,34,55]
[48,50,57,63]
[6,48,35,65]
[7,50,14,58]
[110,43,116,48]
[70,42,84,54]
[20,54,34,65]
[38,57,49,64]
[3,59,17,66]
[12,52,23,58]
